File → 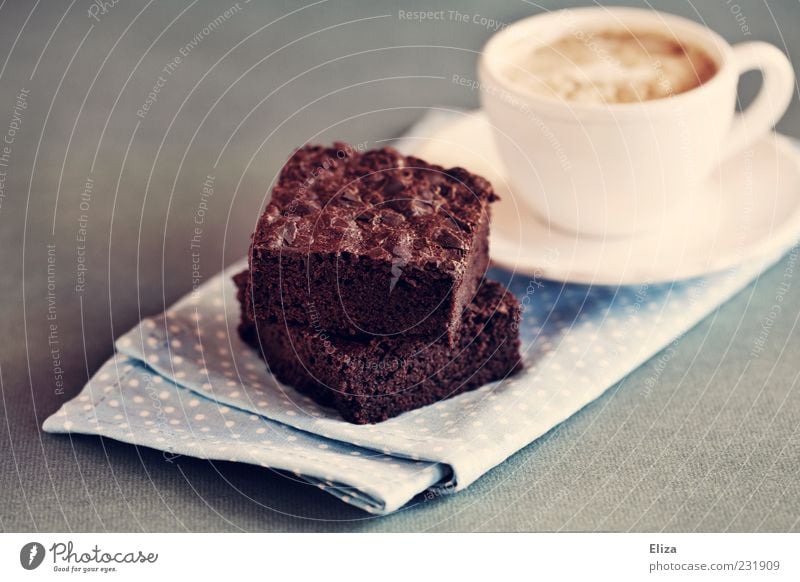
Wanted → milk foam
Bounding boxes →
[502,29,718,103]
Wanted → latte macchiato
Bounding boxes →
[501,29,718,104]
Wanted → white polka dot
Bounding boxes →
[194,414,205,421]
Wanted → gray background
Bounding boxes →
[1,0,799,532]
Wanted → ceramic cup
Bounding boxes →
[478,7,795,237]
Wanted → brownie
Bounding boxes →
[235,270,522,424]
[249,143,496,344]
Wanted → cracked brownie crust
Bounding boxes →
[249,143,496,344]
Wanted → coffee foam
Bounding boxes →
[501,29,718,104]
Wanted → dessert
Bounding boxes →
[248,143,496,344]
[235,270,522,424]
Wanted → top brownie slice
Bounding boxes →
[249,143,496,343]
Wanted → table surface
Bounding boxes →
[1,0,799,532]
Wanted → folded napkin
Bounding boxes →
[44,111,791,514]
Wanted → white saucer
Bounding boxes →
[412,112,800,285]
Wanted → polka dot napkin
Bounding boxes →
[43,112,788,515]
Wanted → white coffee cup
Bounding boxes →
[478,7,795,237]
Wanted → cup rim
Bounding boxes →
[478,6,736,118]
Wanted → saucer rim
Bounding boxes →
[415,112,800,286]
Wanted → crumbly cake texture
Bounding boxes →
[248,143,496,344]
[235,270,522,424]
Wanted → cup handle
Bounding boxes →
[724,42,795,158]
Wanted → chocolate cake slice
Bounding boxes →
[235,270,522,424]
[248,143,495,345]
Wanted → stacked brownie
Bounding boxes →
[236,143,522,423]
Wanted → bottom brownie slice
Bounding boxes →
[234,270,522,424]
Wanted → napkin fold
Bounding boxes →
[44,111,790,514]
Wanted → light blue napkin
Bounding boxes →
[44,111,792,515]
